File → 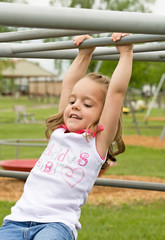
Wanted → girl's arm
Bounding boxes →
[96,33,133,158]
[59,35,95,113]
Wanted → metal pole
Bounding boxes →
[160,124,165,140]
[95,42,165,56]
[11,34,165,53]
[0,29,104,42]
[0,3,165,34]
[144,74,165,120]
[128,99,141,136]
[0,170,29,180]
[0,45,165,62]
[0,170,165,191]
[96,51,165,62]
[95,178,165,191]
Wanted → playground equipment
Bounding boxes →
[0,159,37,172]
[0,2,164,191]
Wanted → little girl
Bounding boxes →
[0,33,133,240]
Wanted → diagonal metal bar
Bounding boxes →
[11,34,165,53]
[0,45,165,62]
[0,170,165,191]
[0,3,165,34]
[0,29,104,42]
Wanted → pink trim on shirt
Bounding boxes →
[96,149,107,161]
[60,124,106,160]
[60,124,104,137]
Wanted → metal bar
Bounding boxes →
[0,142,47,147]
[0,170,165,191]
[95,42,165,56]
[0,29,104,42]
[0,170,29,180]
[0,138,46,143]
[144,74,165,120]
[94,51,165,62]
[0,45,165,62]
[0,3,165,34]
[128,100,141,136]
[160,124,165,140]
[95,178,165,191]
[2,41,165,59]
[11,34,165,53]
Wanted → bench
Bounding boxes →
[13,105,35,123]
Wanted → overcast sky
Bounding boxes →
[25,0,165,75]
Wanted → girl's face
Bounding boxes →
[64,77,105,132]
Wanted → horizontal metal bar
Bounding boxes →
[1,41,165,59]
[95,178,165,191]
[0,45,164,62]
[0,170,165,191]
[0,3,165,34]
[0,29,104,42]
[93,51,165,62]
[95,42,165,56]
[0,138,46,143]
[11,34,165,53]
[0,142,47,147]
[0,170,29,180]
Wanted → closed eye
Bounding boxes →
[84,103,92,108]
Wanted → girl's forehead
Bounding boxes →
[73,78,100,91]
[71,78,105,101]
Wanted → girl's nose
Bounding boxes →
[72,101,80,110]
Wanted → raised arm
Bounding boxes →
[59,35,95,113]
[96,33,133,158]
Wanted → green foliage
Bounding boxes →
[99,59,165,89]
[131,61,165,88]
[98,0,155,12]
[50,0,155,12]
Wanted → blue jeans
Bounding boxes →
[0,220,75,240]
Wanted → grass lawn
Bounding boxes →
[79,201,165,240]
[106,146,165,178]
[0,200,165,240]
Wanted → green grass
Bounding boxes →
[1,200,165,240]
[0,95,59,109]
[123,109,165,136]
[106,146,165,178]
[0,201,15,226]
[78,201,165,240]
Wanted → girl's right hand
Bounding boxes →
[111,32,133,54]
[73,34,95,55]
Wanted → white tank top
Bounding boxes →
[6,127,106,239]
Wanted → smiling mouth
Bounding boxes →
[70,114,81,120]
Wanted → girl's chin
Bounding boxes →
[67,125,85,133]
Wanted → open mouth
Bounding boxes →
[70,114,81,120]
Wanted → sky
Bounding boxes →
[24,0,165,75]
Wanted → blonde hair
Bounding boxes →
[45,72,125,170]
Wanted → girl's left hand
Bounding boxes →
[111,32,133,54]
[73,34,95,55]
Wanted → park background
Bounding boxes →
[0,0,165,239]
